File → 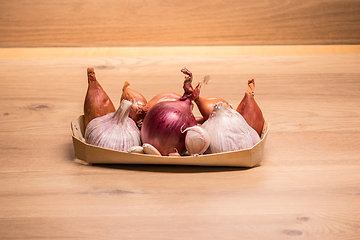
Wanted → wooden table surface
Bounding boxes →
[0,46,359,239]
[1,0,360,46]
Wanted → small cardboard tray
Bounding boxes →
[71,115,269,167]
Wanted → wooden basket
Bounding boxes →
[71,115,269,167]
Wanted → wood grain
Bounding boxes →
[1,0,360,47]
[0,51,360,239]
[2,45,360,59]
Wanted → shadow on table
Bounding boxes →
[91,163,254,173]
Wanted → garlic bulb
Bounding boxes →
[85,100,141,152]
[184,125,210,155]
[202,102,260,154]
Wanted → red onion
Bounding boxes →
[144,92,181,113]
[140,68,199,156]
[141,98,196,156]
[236,79,264,136]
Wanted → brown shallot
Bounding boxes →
[195,96,233,124]
[236,79,264,136]
[190,75,232,124]
[120,81,147,127]
[84,68,115,128]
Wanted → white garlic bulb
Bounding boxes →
[202,102,260,154]
[184,125,210,155]
[85,100,141,152]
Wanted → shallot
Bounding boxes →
[236,79,264,136]
[190,75,233,124]
[195,96,233,124]
[84,68,115,128]
[120,81,147,127]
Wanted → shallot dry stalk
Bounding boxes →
[190,75,233,124]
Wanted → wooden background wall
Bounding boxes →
[1,0,360,47]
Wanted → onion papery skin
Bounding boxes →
[120,81,147,126]
[144,92,181,113]
[141,98,197,156]
[236,79,264,136]
[84,68,115,128]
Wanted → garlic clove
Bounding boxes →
[168,152,181,157]
[184,125,210,156]
[142,143,162,156]
[128,146,144,154]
